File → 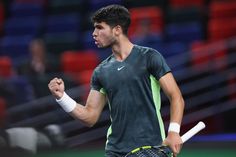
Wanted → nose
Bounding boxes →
[92,29,97,38]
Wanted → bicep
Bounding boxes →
[70,89,106,126]
[86,89,107,115]
[159,73,181,99]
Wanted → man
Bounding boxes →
[48,4,184,157]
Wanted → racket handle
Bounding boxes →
[181,121,206,143]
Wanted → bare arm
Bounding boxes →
[48,78,106,127]
[159,72,185,157]
[159,73,184,124]
[70,89,106,127]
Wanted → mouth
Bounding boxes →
[94,39,100,46]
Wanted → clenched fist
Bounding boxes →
[48,77,65,99]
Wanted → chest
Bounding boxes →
[100,56,149,91]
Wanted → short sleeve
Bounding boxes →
[147,49,171,80]
[90,67,106,94]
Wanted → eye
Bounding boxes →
[96,25,103,30]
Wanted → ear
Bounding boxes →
[114,25,122,36]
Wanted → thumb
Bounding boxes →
[162,139,167,146]
[56,78,63,84]
[54,88,64,99]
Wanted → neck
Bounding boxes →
[112,36,134,61]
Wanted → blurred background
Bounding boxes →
[0,0,235,156]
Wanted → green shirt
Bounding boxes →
[91,45,171,154]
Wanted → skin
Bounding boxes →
[48,21,185,156]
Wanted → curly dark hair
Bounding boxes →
[91,4,131,35]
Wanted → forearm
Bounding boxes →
[165,96,184,156]
[56,90,105,127]
[49,78,104,127]
[70,104,99,127]
[160,73,184,155]
[169,95,185,125]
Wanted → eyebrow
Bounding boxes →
[94,23,103,29]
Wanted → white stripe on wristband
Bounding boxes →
[55,92,76,113]
[168,122,180,133]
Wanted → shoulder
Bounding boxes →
[93,54,113,74]
[134,45,162,58]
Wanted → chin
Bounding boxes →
[97,45,107,49]
[102,44,112,49]
[96,42,112,49]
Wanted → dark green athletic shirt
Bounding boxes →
[91,45,171,154]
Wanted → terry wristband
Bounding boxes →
[56,92,76,113]
[168,122,180,133]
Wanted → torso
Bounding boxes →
[91,45,171,154]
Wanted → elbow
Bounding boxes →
[70,105,99,127]
[70,113,97,127]
[170,94,185,111]
[72,117,97,128]
[84,111,100,127]
[176,95,185,111]
[170,94,185,106]
[80,115,99,128]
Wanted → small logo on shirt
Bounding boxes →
[117,66,125,71]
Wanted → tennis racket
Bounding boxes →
[124,121,206,157]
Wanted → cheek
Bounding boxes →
[100,32,113,43]
[100,31,109,38]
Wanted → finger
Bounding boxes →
[49,78,57,85]
[175,145,180,154]
[49,81,62,90]
[56,78,63,84]
[49,82,58,88]
[173,144,182,157]
[162,140,167,146]
[172,150,178,157]
[180,143,183,150]
[52,77,59,82]
[173,153,177,157]
[169,144,178,155]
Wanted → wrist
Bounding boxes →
[168,122,180,134]
[56,92,76,112]
[55,92,64,100]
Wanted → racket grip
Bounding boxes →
[181,121,206,143]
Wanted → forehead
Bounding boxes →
[94,21,109,27]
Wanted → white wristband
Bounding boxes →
[55,92,76,113]
[168,122,180,133]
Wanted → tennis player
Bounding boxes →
[48,4,185,157]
